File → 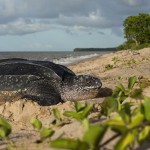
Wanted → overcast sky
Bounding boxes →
[0,0,149,51]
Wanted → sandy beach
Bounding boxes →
[0,48,150,150]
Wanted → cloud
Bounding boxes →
[0,0,149,36]
[0,18,51,35]
[117,0,147,6]
[57,11,109,28]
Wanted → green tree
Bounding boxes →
[123,13,150,46]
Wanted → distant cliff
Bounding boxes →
[74,48,116,52]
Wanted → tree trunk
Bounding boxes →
[132,38,139,46]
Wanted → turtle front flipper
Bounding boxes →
[22,79,62,106]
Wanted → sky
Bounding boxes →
[0,0,149,51]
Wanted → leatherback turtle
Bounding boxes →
[0,58,102,106]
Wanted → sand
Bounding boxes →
[0,48,150,150]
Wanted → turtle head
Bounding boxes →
[60,75,102,101]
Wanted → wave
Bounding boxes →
[53,53,98,65]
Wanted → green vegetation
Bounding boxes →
[0,117,12,139]
[117,13,150,50]
[31,118,54,141]
[117,41,150,51]
[0,117,15,148]
[50,121,107,150]
[127,59,136,65]
[50,76,150,150]
[0,76,150,150]
[104,64,114,71]
[63,102,92,121]
[74,48,116,52]
[112,56,120,66]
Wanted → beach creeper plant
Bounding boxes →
[112,76,143,102]
[1,75,150,150]
[101,96,150,150]
[63,102,92,121]
[0,117,16,149]
[50,119,107,150]
[104,64,114,71]
[50,76,150,150]
[50,108,71,127]
[0,117,12,140]
[50,108,63,126]
[112,56,120,66]
[100,76,144,117]
[31,118,54,142]
[50,97,150,150]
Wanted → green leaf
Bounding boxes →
[0,117,12,139]
[31,118,42,130]
[117,84,126,92]
[122,103,132,115]
[63,111,81,120]
[124,90,130,96]
[82,119,90,132]
[106,117,127,134]
[114,132,134,150]
[75,102,84,112]
[53,108,61,121]
[100,97,120,116]
[0,127,10,139]
[119,95,128,103]
[128,76,137,91]
[130,89,143,99]
[138,126,150,145]
[0,117,11,131]
[112,83,128,103]
[64,103,92,121]
[144,96,150,101]
[112,86,121,97]
[0,128,6,139]
[111,125,128,134]
[80,103,92,119]
[112,84,125,97]
[82,125,107,149]
[106,116,123,126]
[118,91,123,98]
[40,127,54,140]
[143,97,150,120]
[128,113,144,129]
[119,103,131,124]
[50,139,89,150]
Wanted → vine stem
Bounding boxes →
[99,121,150,149]
[99,133,120,148]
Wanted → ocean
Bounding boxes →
[0,51,113,65]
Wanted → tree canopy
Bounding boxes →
[123,13,150,46]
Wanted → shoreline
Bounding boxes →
[0,51,112,65]
[68,48,150,89]
[66,51,114,66]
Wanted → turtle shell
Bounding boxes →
[0,58,76,80]
[0,59,69,105]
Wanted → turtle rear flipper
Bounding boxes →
[22,80,62,106]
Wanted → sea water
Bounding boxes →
[0,51,113,65]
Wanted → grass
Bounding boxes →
[127,59,136,65]
[104,64,114,71]
[116,41,150,51]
